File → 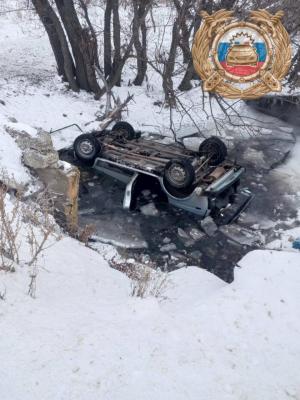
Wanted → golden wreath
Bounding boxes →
[192,9,292,99]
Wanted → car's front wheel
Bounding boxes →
[164,159,195,190]
[73,134,101,163]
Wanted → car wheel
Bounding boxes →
[73,134,101,163]
[164,159,195,190]
[199,136,227,165]
[112,121,136,140]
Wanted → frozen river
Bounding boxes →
[70,112,299,282]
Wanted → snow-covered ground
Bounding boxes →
[1,230,300,400]
[0,8,300,400]
[276,138,300,192]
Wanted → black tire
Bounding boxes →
[73,134,101,163]
[164,159,195,190]
[112,121,136,140]
[199,136,227,166]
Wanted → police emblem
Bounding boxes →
[192,9,292,99]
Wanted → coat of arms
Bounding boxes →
[192,9,292,99]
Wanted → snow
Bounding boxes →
[0,6,300,400]
[276,139,300,191]
[1,234,300,399]
[267,227,300,251]
[4,121,38,137]
[270,127,300,223]
[140,202,159,216]
[0,129,31,187]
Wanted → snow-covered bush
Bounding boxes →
[111,258,170,299]
[130,266,169,299]
[0,186,22,271]
[0,185,62,297]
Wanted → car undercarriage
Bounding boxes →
[73,122,253,224]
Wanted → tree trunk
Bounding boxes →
[103,36,135,96]
[289,46,300,87]
[104,0,113,78]
[54,0,101,95]
[132,0,148,86]
[178,12,201,91]
[112,0,121,86]
[173,0,193,64]
[78,0,100,70]
[178,59,194,91]
[31,0,78,91]
[179,21,191,64]
[163,19,180,107]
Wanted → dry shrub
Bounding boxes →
[0,185,22,271]
[78,224,96,246]
[131,267,169,299]
[0,183,62,297]
[111,258,170,299]
[24,191,62,297]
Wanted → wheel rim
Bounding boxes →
[79,140,94,155]
[168,164,187,185]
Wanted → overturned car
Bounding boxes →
[73,122,253,224]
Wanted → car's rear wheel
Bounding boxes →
[199,136,227,165]
[73,134,101,163]
[112,121,136,140]
[164,159,195,190]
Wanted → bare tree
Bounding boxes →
[54,0,100,94]
[103,0,122,86]
[162,17,180,107]
[104,0,113,78]
[132,0,152,86]
[32,0,100,94]
[150,1,193,105]
[112,0,122,86]
[31,0,79,91]
[100,0,154,96]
